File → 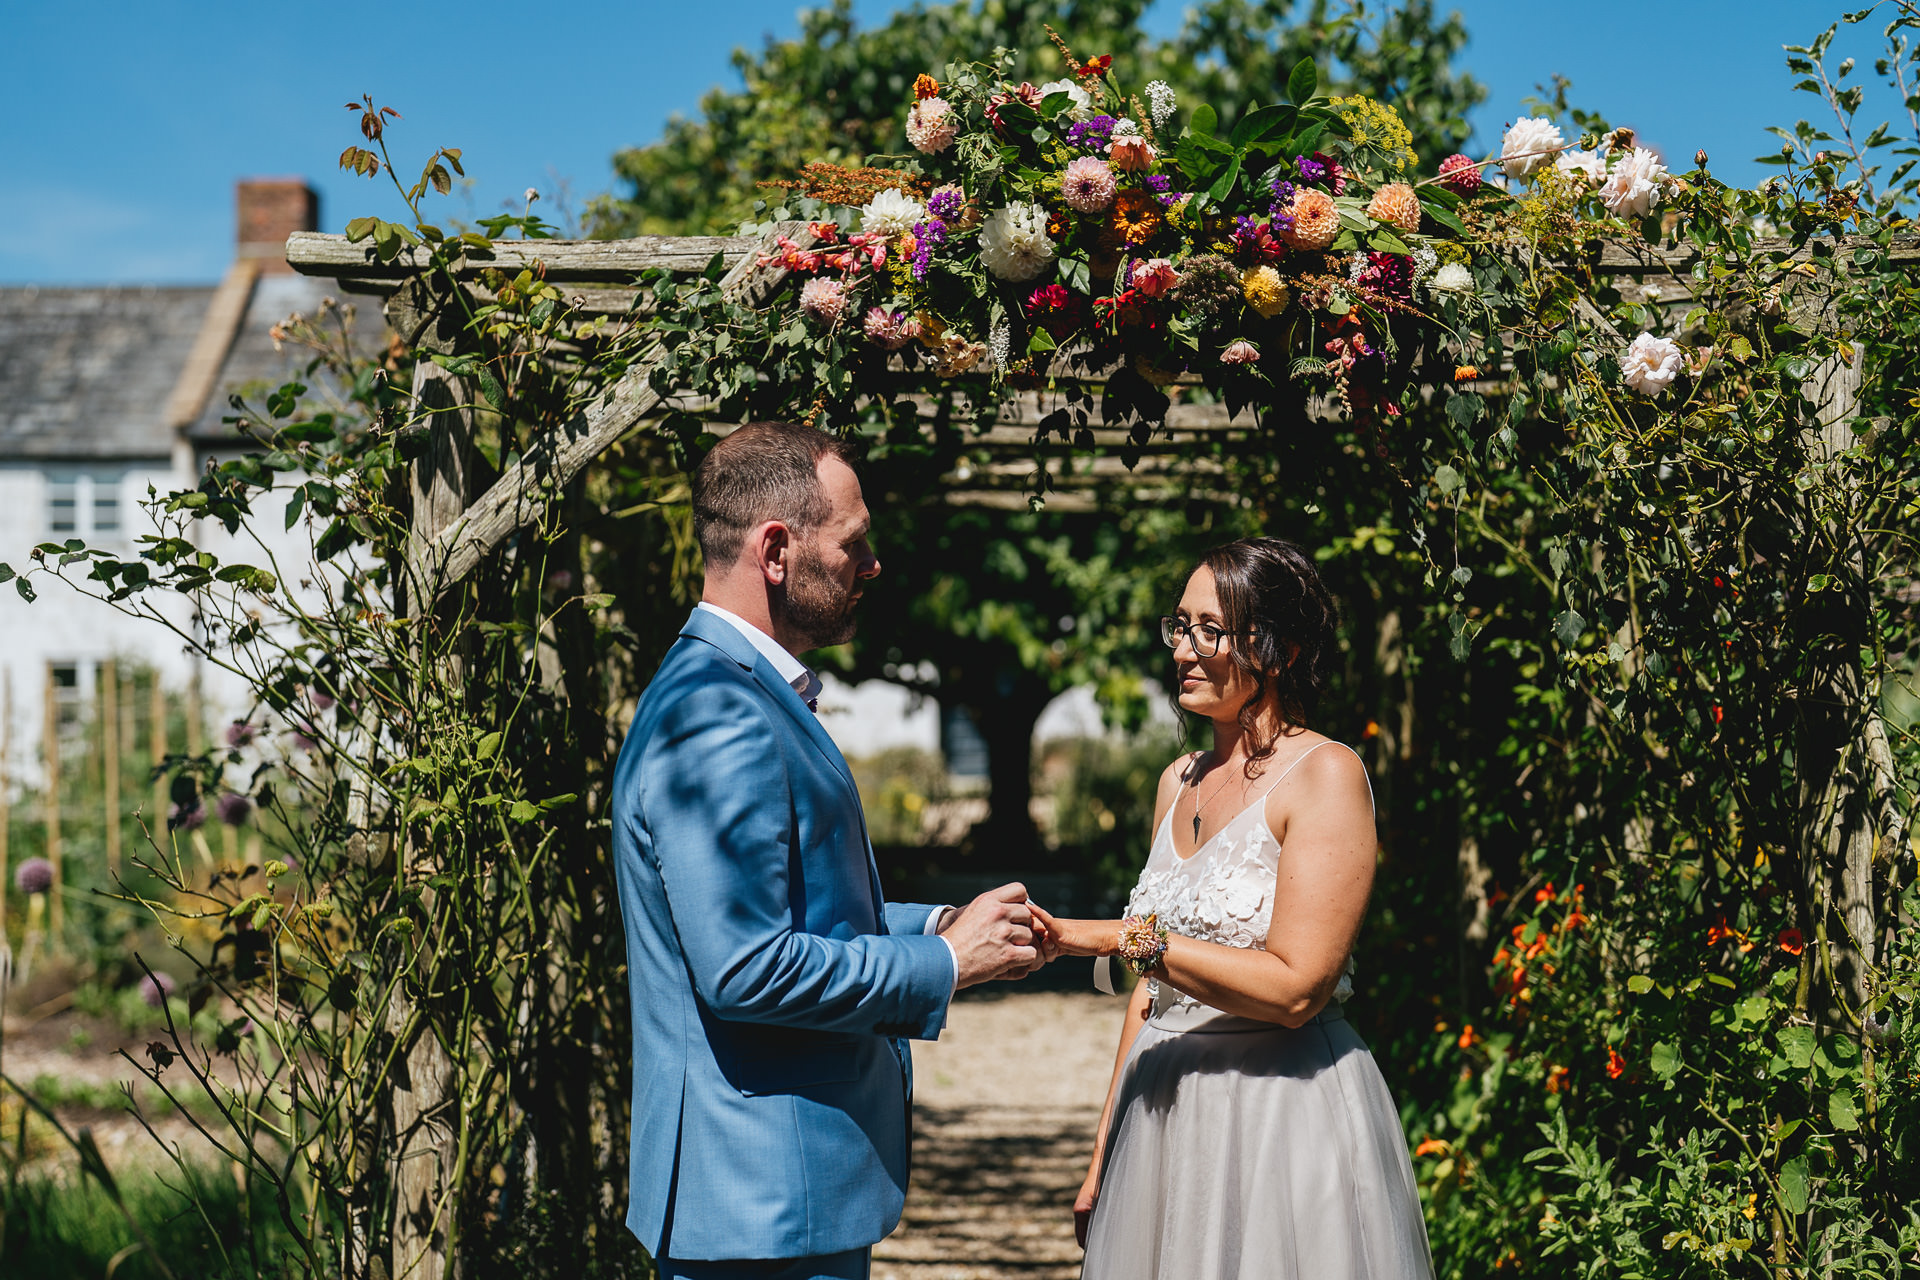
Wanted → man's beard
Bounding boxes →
[778,541,860,650]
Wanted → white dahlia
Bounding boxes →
[1429,261,1474,294]
[1501,117,1565,179]
[860,188,927,237]
[1036,78,1093,121]
[1600,146,1670,218]
[1621,332,1684,395]
[977,202,1057,282]
[906,97,960,153]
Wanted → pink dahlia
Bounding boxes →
[1438,153,1484,196]
[863,307,921,350]
[1061,156,1118,213]
[800,277,849,324]
[1130,257,1181,298]
[906,97,959,154]
[1220,339,1261,365]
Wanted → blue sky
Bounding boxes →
[2,1,1892,284]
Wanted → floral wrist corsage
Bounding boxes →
[1116,913,1170,978]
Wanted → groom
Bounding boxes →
[611,421,1043,1280]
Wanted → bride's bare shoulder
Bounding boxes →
[1150,752,1200,825]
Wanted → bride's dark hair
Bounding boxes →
[1194,537,1338,778]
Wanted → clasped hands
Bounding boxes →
[936,887,1112,988]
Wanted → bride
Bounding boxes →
[1032,538,1434,1280]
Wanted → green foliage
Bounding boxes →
[589,0,1483,238]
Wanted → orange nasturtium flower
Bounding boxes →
[1605,1047,1627,1080]
[1413,1137,1451,1157]
[1535,881,1558,904]
[1778,928,1805,956]
[913,74,940,100]
[1453,364,1480,381]
[1457,1024,1481,1050]
[1544,1064,1570,1093]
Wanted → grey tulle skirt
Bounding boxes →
[1081,1003,1434,1280]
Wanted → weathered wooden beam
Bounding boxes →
[1591,232,1920,273]
[423,223,813,593]
[284,230,756,283]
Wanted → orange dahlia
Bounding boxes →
[1285,187,1339,250]
[1366,182,1423,234]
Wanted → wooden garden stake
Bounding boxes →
[42,663,62,937]
[1,667,12,938]
[185,669,203,756]
[150,671,167,824]
[103,658,121,875]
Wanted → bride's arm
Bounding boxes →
[1075,976,1152,1246]
[1040,746,1376,1029]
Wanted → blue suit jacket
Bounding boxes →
[612,607,955,1261]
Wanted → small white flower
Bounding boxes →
[976,202,1056,282]
[989,321,1012,368]
[1429,261,1475,294]
[859,187,927,237]
[1501,116,1565,179]
[1556,148,1606,184]
[1622,331,1684,395]
[1145,80,1177,130]
[1037,78,1093,121]
[1600,146,1670,219]
[1412,245,1439,282]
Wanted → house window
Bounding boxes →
[46,471,126,539]
[49,475,78,533]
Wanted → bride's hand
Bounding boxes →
[1073,1164,1100,1248]
[1028,904,1111,958]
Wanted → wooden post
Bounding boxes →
[386,275,477,1280]
[103,659,121,876]
[42,664,62,937]
[118,664,135,772]
[150,672,167,825]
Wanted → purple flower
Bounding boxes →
[139,971,177,1009]
[226,720,257,748]
[1295,154,1327,184]
[1065,114,1117,153]
[169,800,206,832]
[925,186,964,220]
[910,218,949,282]
[1266,178,1298,233]
[216,793,253,826]
[14,856,54,895]
[309,690,336,711]
[1355,251,1414,301]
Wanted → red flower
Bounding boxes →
[1413,1137,1450,1157]
[1712,704,1724,725]
[1778,928,1805,956]
[1076,54,1113,79]
[1534,882,1557,904]
[1544,1064,1570,1093]
[1605,1047,1626,1079]
[1457,1024,1481,1050]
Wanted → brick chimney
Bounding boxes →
[236,178,319,274]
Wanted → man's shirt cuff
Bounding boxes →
[926,905,958,996]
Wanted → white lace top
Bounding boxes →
[1126,742,1359,1017]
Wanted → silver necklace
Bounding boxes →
[1187,754,1241,846]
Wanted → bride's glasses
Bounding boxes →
[1159,616,1251,658]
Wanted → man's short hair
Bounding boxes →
[691,421,859,568]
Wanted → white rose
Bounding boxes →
[977,202,1056,282]
[1600,146,1670,218]
[1501,116,1565,179]
[1429,261,1474,294]
[860,187,927,237]
[1622,332,1684,395]
[1556,148,1606,184]
[1037,78,1093,121]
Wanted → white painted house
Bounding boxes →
[0,180,338,786]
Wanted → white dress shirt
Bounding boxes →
[694,602,958,997]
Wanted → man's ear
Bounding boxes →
[754,521,792,585]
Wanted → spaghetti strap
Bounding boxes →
[1254,740,1375,815]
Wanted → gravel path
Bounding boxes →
[875,988,1122,1280]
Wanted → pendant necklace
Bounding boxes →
[1188,754,1240,847]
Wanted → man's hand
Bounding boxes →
[939,883,1042,987]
